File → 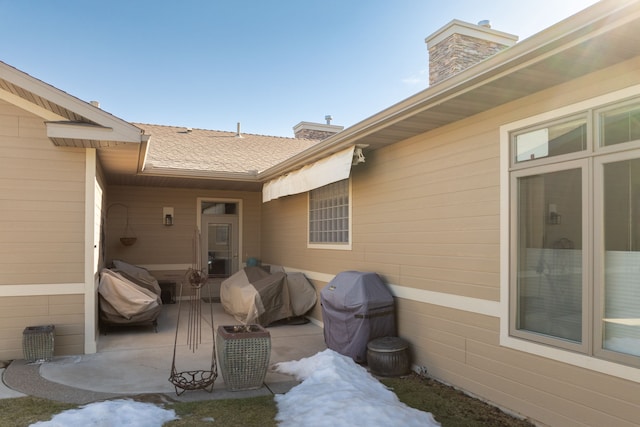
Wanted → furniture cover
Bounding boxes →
[220,266,317,326]
[98,267,162,328]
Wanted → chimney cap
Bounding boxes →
[425,19,518,49]
[478,19,491,28]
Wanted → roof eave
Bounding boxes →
[0,61,145,144]
[260,0,640,181]
[140,166,260,182]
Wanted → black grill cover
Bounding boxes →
[320,271,395,363]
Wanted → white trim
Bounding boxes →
[195,197,244,274]
[390,285,500,317]
[0,61,143,142]
[499,84,640,383]
[280,266,499,317]
[279,267,335,284]
[292,121,344,134]
[502,84,640,137]
[500,335,640,382]
[425,19,518,49]
[84,149,97,354]
[46,122,141,144]
[288,264,640,382]
[0,87,66,121]
[500,113,512,359]
[306,315,324,329]
[0,283,84,297]
[307,243,352,251]
[307,178,353,250]
[138,263,192,272]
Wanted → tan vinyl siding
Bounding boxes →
[261,57,640,426]
[0,101,86,359]
[106,186,261,270]
[0,294,84,359]
[0,100,86,285]
[398,298,640,426]
[262,122,501,300]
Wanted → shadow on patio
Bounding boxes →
[4,303,326,404]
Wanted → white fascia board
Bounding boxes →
[0,87,66,121]
[141,164,260,181]
[0,61,143,142]
[425,19,518,48]
[46,121,141,144]
[292,121,345,133]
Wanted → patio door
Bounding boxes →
[201,214,239,278]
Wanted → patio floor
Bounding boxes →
[3,302,327,404]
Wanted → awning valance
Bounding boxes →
[262,146,362,203]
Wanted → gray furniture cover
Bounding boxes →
[221,266,317,326]
[98,267,162,327]
[320,271,396,363]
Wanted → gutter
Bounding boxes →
[258,0,640,181]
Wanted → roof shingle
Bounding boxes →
[136,123,322,174]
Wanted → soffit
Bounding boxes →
[107,172,263,191]
[360,30,640,148]
[0,61,144,152]
[0,77,87,123]
[97,144,145,177]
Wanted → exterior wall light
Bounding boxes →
[163,207,174,226]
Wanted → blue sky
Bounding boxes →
[1,0,599,137]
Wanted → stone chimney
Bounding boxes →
[425,19,518,86]
[293,116,344,140]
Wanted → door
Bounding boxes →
[202,215,239,278]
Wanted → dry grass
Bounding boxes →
[0,396,76,427]
[0,374,533,427]
[381,374,534,427]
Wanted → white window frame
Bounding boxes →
[500,84,640,382]
[307,178,352,250]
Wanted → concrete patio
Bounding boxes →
[1,302,327,404]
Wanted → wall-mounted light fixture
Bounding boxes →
[548,203,561,225]
[163,207,174,226]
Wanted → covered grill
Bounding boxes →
[320,271,395,363]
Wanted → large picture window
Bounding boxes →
[514,167,584,346]
[308,179,351,249]
[598,157,640,363]
[509,96,640,367]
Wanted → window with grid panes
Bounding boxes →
[508,95,640,367]
[309,179,350,246]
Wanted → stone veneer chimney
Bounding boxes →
[293,119,344,140]
[425,19,518,86]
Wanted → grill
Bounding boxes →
[320,271,395,363]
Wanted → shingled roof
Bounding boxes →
[137,123,323,175]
